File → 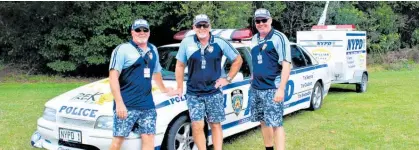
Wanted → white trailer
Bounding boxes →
[297,25,368,93]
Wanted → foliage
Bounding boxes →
[174,1,253,30]
[412,29,419,46]
[1,1,419,75]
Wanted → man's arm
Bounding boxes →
[217,38,243,86]
[175,60,185,90]
[109,70,127,119]
[152,45,172,93]
[227,55,243,80]
[153,72,170,93]
[278,62,291,91]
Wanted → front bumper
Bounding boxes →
[34,117,164,150]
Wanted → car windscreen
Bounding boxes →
[158,46,183,80]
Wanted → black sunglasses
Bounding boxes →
[195,23,210,28]
[134,28,149,33]
[255,19,268,24]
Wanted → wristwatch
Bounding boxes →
[226,76,232,83]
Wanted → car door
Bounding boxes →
[221,47,252,129]
[284,44,315,111]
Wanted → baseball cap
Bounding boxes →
[193,14,210,25]
[131,19,149,30]
[254,8,271,19]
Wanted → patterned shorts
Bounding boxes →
[249,88,284,127]
[113,109,157,137]
[186,93,226,123]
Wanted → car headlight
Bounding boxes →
[42,107,56,122]
[94,116,113,130]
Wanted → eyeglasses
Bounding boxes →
[255,19,268,24]
[134,28,149,33]
[195,23,210,29]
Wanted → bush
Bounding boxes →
[382,59,416,71]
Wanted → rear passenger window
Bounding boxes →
[300,48,313,66]
[291,45,307,68]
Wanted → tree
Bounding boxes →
[174,1,253,30]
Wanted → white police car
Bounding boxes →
[31,29,331,150]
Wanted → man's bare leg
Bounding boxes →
[192,120,206,150]
[210,123,223,150]
[110,137,124,150]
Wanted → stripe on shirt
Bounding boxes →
[111,45,122,69]
[274,31,286,61]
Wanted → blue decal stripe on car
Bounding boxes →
[155,100,171,109]
[208,96,311,135]
[155,64,327,109]
[346,33,366,36]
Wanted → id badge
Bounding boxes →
[144,68,151,78]
[257,54,263,64]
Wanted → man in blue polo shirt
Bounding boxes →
[249,9,292,150]
[109,19,172,150]
[170,14,243,150]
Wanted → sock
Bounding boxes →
[266,146,274,150]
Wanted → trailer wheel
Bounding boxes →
[356,73,368,93]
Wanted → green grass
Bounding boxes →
[224,70,419,150]
[0,69,418,149]
[0,82,86,150]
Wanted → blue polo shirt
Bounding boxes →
[250,29,291,90]
[176,33,239,96]
[109,40,162,110]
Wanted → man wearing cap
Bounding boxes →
[249,8,292,150]
[169,14,243,150]
[109,19,172,150]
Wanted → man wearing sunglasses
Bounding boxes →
[169,14,243,150]
[249,8,292,150]
[109,19,172,150]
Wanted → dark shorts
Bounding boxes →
[249,88,284,127]
[113,109,157,137]
[186,93,226,123]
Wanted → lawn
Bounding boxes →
[0,69,418,150]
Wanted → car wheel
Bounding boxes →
[356,73,368,93]
[165,115,198,150]
[309,82,323,110]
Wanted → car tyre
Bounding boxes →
[165,115,198,150]
[309,82,323,110]
[356,73,368,93]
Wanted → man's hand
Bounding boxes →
[214,78,229,89]
[167,88,183,97]
[273,88,285,103]
[115,102,128,119]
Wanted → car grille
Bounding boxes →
[58,117,96,128]
[59,140,100,150]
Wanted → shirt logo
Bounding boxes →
[208,45,214,53]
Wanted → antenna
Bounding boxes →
[317,1,330,25]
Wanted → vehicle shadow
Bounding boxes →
[328,87,356,94]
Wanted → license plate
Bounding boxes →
[59,128,82,143]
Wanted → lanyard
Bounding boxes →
[130,41,153,68]
[197,42,210,69]
[257,36,267,54]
